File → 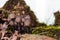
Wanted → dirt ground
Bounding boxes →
[20,34,56,40]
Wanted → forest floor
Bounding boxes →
[20,34,56,40]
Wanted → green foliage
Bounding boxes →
[37,23,47,26]
[31,26,60,39]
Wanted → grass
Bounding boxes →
[31,26,60,39]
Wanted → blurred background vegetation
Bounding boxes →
[1,0,60,40]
